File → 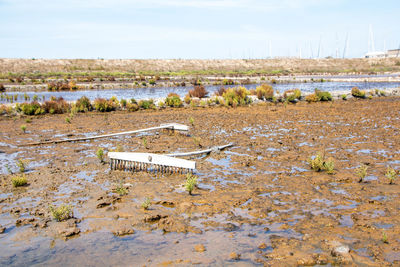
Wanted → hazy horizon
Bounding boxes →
[1,0,399,59]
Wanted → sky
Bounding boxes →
[0,0,399,59]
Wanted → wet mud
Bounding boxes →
[0,97,400,266]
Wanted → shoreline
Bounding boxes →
[1,73,400,93]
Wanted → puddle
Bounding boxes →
[371,195,387,201]
[311,198,334,206]
[339,215,354,227]
[330,189,347,195]
[374,223,393,229]
[72,171,97,183]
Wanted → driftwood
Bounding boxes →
[19,123,188,147]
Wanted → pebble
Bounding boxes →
[194,244,206,252]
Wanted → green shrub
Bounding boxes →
[114,183,127,196]
[0,84,5,92]
[138,99,155,109]
[141,197,151,210]
[50,205,73,222]
[21,101,44,115]
[305,93,319,103]
[16,159,26,173]
[120,99,127,108]
[20,125,27,133]
[149,79,156,85]
[222,79,234,85]
[315,89,332,101]
[96,148,104,163]
[283,89,301,103]
[355,164,368,182]
[11,175,27,187]
[94,98,116,112]
[385,167,397,184]
[75,96,92,112]
[165,93,183,107]
[351,87,366,98]
[127,102,139,112]
[256,84,274,100]
[341,94,347,100]
[43,97,70,114]
[185,173,198,195]
[189,117,194,126]
[222,87,251,107]
[308,152,335,174]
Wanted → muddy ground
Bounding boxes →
[0,97,400,266]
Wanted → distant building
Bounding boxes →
[365,51,386,58]
[387,49,400,58]
[365,48,400,58]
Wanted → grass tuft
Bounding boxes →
[50,204,73,222]
[185,173,198,195]
[11,175,27,187]
[355,164,368,183]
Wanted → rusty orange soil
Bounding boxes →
[0,97,399,265]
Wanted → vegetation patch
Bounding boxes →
[351,87,366,98]
[11,175,27,187]
[308,152,335,174]
[50,205,73,222]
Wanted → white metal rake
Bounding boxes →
[108,143,233,174]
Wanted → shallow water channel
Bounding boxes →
[1,81,400,104]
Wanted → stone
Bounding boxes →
[229,252,241,260]
[258,243,267,249]
[194,244,206,252]
[143,214,167,223]
[59,227,80,238]
[0,226,5,234]
[113,228,134,236]
[223,223,238,232]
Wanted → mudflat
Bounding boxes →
[0,97,399,265]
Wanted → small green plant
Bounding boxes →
[96,148,104,163]
[20,125,27,133]
[382,230,388,244]
[65,117,71,123]
[114,144,124,152]
[192,136,201,147]
[189,117,195,126]
[351,87,366,98]
[11,175,27,187]
[114,183,127,196]
[283,89,301,103]
[142,137,148,149]
[16,159,26,173]
[25,118,32,123]
[385,167,397,184]
[355,164,368,183]
[341,94,347,100]
[324,159,335,174]
[50,204,73,222]
[308,152,335,174]
[141,197,151,210]
[185,173,198,195]
[165,93,183,107]
[5,164,13,174]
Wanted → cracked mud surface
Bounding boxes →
[1,97,400,266]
